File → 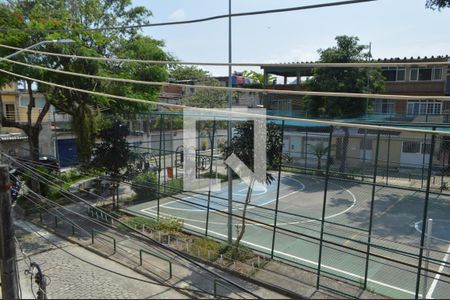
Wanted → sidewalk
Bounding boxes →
[24,204,288,299]
[14,220,186,299]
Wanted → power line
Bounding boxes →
[8,154,450,283]
[0,67,448,136]
[1,43,449,68]
[7,156,260,298]
[4,57,450,102]
[17,220,224,298]
[0,0,377,33]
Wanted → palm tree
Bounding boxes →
[309,142,329,170]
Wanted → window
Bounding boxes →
[382,67,405,81]
[402,141,421,153]
[407,100,441,115]
[433,68,442,80]
[5,104,15,122]
[19,96,46,108]
[418,68,432,80]
[410,68,418,81]
[373,99,395,114]
[410,67,442,81]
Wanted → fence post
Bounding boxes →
[363,130,381,289]
[386,132,391,185]
[422,218,433,299]
[304,130,308,170]
[414,127,436,299]
[271,120,285,259]
[157,114,164,220]
[205,119,217,237]
[316,125,334,289]
[421,134,427,189]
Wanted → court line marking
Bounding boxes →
[136,208,421,298]
[155,176,305,212]
[426,244,450,298]
[139,177,356,227]
[414,220,450,243]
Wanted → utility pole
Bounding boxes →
[227,0,233,245]
[0,165,19,300]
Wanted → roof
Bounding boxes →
[261,55,450,76]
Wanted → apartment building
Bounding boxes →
[0,83,54,157]
[260,56,450,170]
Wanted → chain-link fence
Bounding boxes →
[115,111,450,299]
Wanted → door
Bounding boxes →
[57,139,79,167]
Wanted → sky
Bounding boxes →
[132,0,450,76]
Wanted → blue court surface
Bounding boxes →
[126,173,450,299]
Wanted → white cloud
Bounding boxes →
[169,9,187,21]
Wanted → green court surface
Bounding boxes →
[126,173,450,299]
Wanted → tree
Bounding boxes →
[242,70,275,85]
[303,35,384,173]
[170,65,211,82]
[221,122,283,258]
[92,120,131,211]
[309,142,329,170]
[426,0,450,9]
[0,0,169,166]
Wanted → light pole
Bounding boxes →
[1,39,75,60]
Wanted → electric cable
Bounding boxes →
[3,58,450,102]
[0,0,377,33]
[1,43,449,68]
[0,68,448,137]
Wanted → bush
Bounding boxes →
[219,242,254,262]
[122,216,184,233]
[132,171,158,200]
[16,195,38,215]
[191,237,220,260]
[161,178,183,195]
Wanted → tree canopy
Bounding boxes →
[0,0,170,162]
[303,35,384,118]
[426,0,450,9]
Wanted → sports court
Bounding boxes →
[127,172,450,299]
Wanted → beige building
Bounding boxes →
[0,82,55,157]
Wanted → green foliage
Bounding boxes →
[162,178,184,195]
[181,78,227,108]
[120,216,184,233]
[131,171,158,200]
[151,115,183,130]
[16,195,37,215]
[242,70,274,85]
[191,237,221,260]
[170,65,211,81]
[0,0,170,161]
[221,121,284,184]
[303,35,384,118]
[426,0,450,9]
[22,166,51,197]
[219,242,254,262]
[92,120,131,178]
